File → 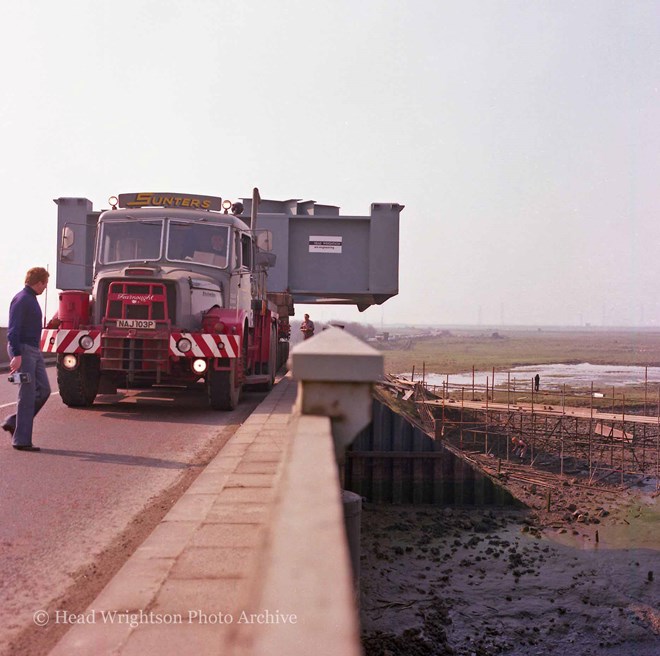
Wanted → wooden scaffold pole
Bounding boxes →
[621,393,626,485]
[589,382,594,480]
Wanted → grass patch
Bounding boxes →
[382,329,660,375]
[380,328,660,409]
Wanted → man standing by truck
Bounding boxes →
[300,313,315,340]
[2,267,51,451]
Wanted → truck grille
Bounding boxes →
[105,282,169,321]
[98,279,176,323]
[101,282,171,379]
[101,337,170,374]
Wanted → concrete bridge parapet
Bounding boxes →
[47,327,383,655]
[290,326,384,460]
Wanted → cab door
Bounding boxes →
[228,230,254,324]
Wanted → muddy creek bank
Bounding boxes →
[360,503,659,656]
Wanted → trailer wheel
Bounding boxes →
[57,355,100,407]
[277,340,289,372]
[265,323,278,390]
[207,361,241,411]
[255,323,278,392]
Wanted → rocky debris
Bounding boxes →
[362,607,454,656]
[360,504,660,656]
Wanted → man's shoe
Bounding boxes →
[13,445,40,452]
[1,423,14,436]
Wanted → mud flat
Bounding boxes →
[360,495,659,656]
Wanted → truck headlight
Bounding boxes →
[62,354,78,370]
[79,335,95,350]
[192,358,207,374]
[177,338,192,353]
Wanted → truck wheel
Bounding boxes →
[57,355,100,407]
[207,361,240,410]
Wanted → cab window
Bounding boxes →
[167,222,229,269]
[240,234,252,269]
[99,220,163,264]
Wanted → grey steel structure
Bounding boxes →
[239,198,402,311]
[54,194,403,312]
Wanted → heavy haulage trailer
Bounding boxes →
[42,189,402,410]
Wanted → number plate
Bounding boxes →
[116,319,156,329]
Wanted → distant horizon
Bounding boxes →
[281,319,660,332]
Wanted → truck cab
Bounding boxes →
[92,207,256,332]
[45,192,276,411]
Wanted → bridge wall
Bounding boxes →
[345,399,517,506]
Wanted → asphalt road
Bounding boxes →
[0,366,267,655]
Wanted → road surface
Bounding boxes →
[0,366,266,655]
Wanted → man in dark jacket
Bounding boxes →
[2,267,51,451]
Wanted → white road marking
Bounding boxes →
[0,391,60,410]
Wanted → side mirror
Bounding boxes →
[60,225,75,262]
[255,229,273,252]
[256,251,276,268]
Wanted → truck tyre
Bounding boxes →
[57,355,100,407]
[207,361,240,411]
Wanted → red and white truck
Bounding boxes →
[41,190,289,410]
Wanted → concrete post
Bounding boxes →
[289,326,384,462]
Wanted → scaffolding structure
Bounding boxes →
[404,375,660,491]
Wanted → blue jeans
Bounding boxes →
[5,344,51,446]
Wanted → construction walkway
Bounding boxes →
[425,396,660,426]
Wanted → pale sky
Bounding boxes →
[1,0,658,328]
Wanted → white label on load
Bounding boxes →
[116,319,156,329]
[309,235,342,253]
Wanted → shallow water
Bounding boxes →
[417,363,660,390]
[548,495,660,552]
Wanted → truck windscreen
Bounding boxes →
[99,220,164,264]
[166,222,230,269]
